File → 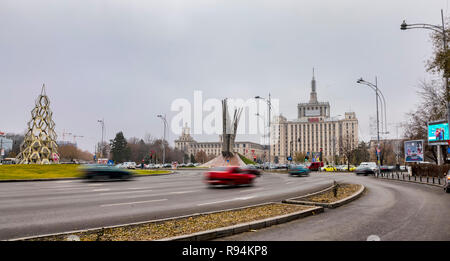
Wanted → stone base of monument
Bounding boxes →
[200,154,246,168]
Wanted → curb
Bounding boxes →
[159,205,324,241]
[0,177,81,183]
[282,184,365,209]
[376,176,444,188]
[0,171,175,183]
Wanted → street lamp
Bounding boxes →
[97,119,105,159]
[357,77,384,174]
[157,114,168,165]
[401,10,450,165]
[255,113,267,163]
[255,94,272,164]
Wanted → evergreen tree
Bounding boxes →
[110,132,130,163]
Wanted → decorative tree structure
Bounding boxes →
[16,84,59,164]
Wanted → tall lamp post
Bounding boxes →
[255,113,267,163]
[97,119,105,159]
[255,94,272,164]
[357,77,385,174]
[401,10,450,164]
[157,114,168,165]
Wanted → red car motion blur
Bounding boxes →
[204,166,258,187]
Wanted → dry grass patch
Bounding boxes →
[300,184,362,203]
[25,203,315,241]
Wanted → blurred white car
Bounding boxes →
[122,162,136,169]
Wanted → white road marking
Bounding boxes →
[92,188,111,192]
[197,196,256,206]
[99,190,153,196]
[239,188,264,193]
[101,199,168,207]
[169,190,198,194]
[55,180,74,183]
[87,184,104,186]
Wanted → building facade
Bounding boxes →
[270,73,359,164]
[174,124,267,162]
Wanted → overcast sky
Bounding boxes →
[1,0,448,153]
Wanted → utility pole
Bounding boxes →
[157,114,168,164]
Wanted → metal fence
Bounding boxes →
[376,171,445,187]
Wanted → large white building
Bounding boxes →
[270,73,359,164]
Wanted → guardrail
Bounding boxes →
[375,171,445,187]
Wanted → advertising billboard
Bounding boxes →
[404,140,424,163]
[428,120,449,143]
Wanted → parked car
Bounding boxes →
[242,165,261,176]
[322,165,337,172]
[339,165,356,172]
[121,162,136,169]
[81,164,133,181]
[307,162,324,171]
[288,165,311,177]
[204,166,257,187]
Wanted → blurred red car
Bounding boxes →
[204,166,257,187]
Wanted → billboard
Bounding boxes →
[404,140,424,163]
[428,120,449,143]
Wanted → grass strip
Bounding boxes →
[0,164,172,180]
[132,170,172,175]
[25,203,314,241]
[0,164,81,180]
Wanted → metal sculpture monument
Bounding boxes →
[16,84,59,164]
[221,99,243,157]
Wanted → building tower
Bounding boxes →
[16,84,59,164]
[309,68,318,103]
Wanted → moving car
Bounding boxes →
[355,165,375,175]
[81,164,133,181]
[204,166,257,187]
[359,162,378,172]
[288,165,311,177]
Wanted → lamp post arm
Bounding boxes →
[404,23,444,33]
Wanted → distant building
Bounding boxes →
[270,71,359,164]
[174,124,267,162]
[0,136,13,156]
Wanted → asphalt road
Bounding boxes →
[1,170,449,241]
[218,173,450,241]
[0,170,332,240]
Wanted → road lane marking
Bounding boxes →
[169,190,198,194]
[99,190,153,196]
[239,188,264,193]
[55,180,74,183]
[197,196,256,206]
[92,188,111,192]
[101,199,168,207]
